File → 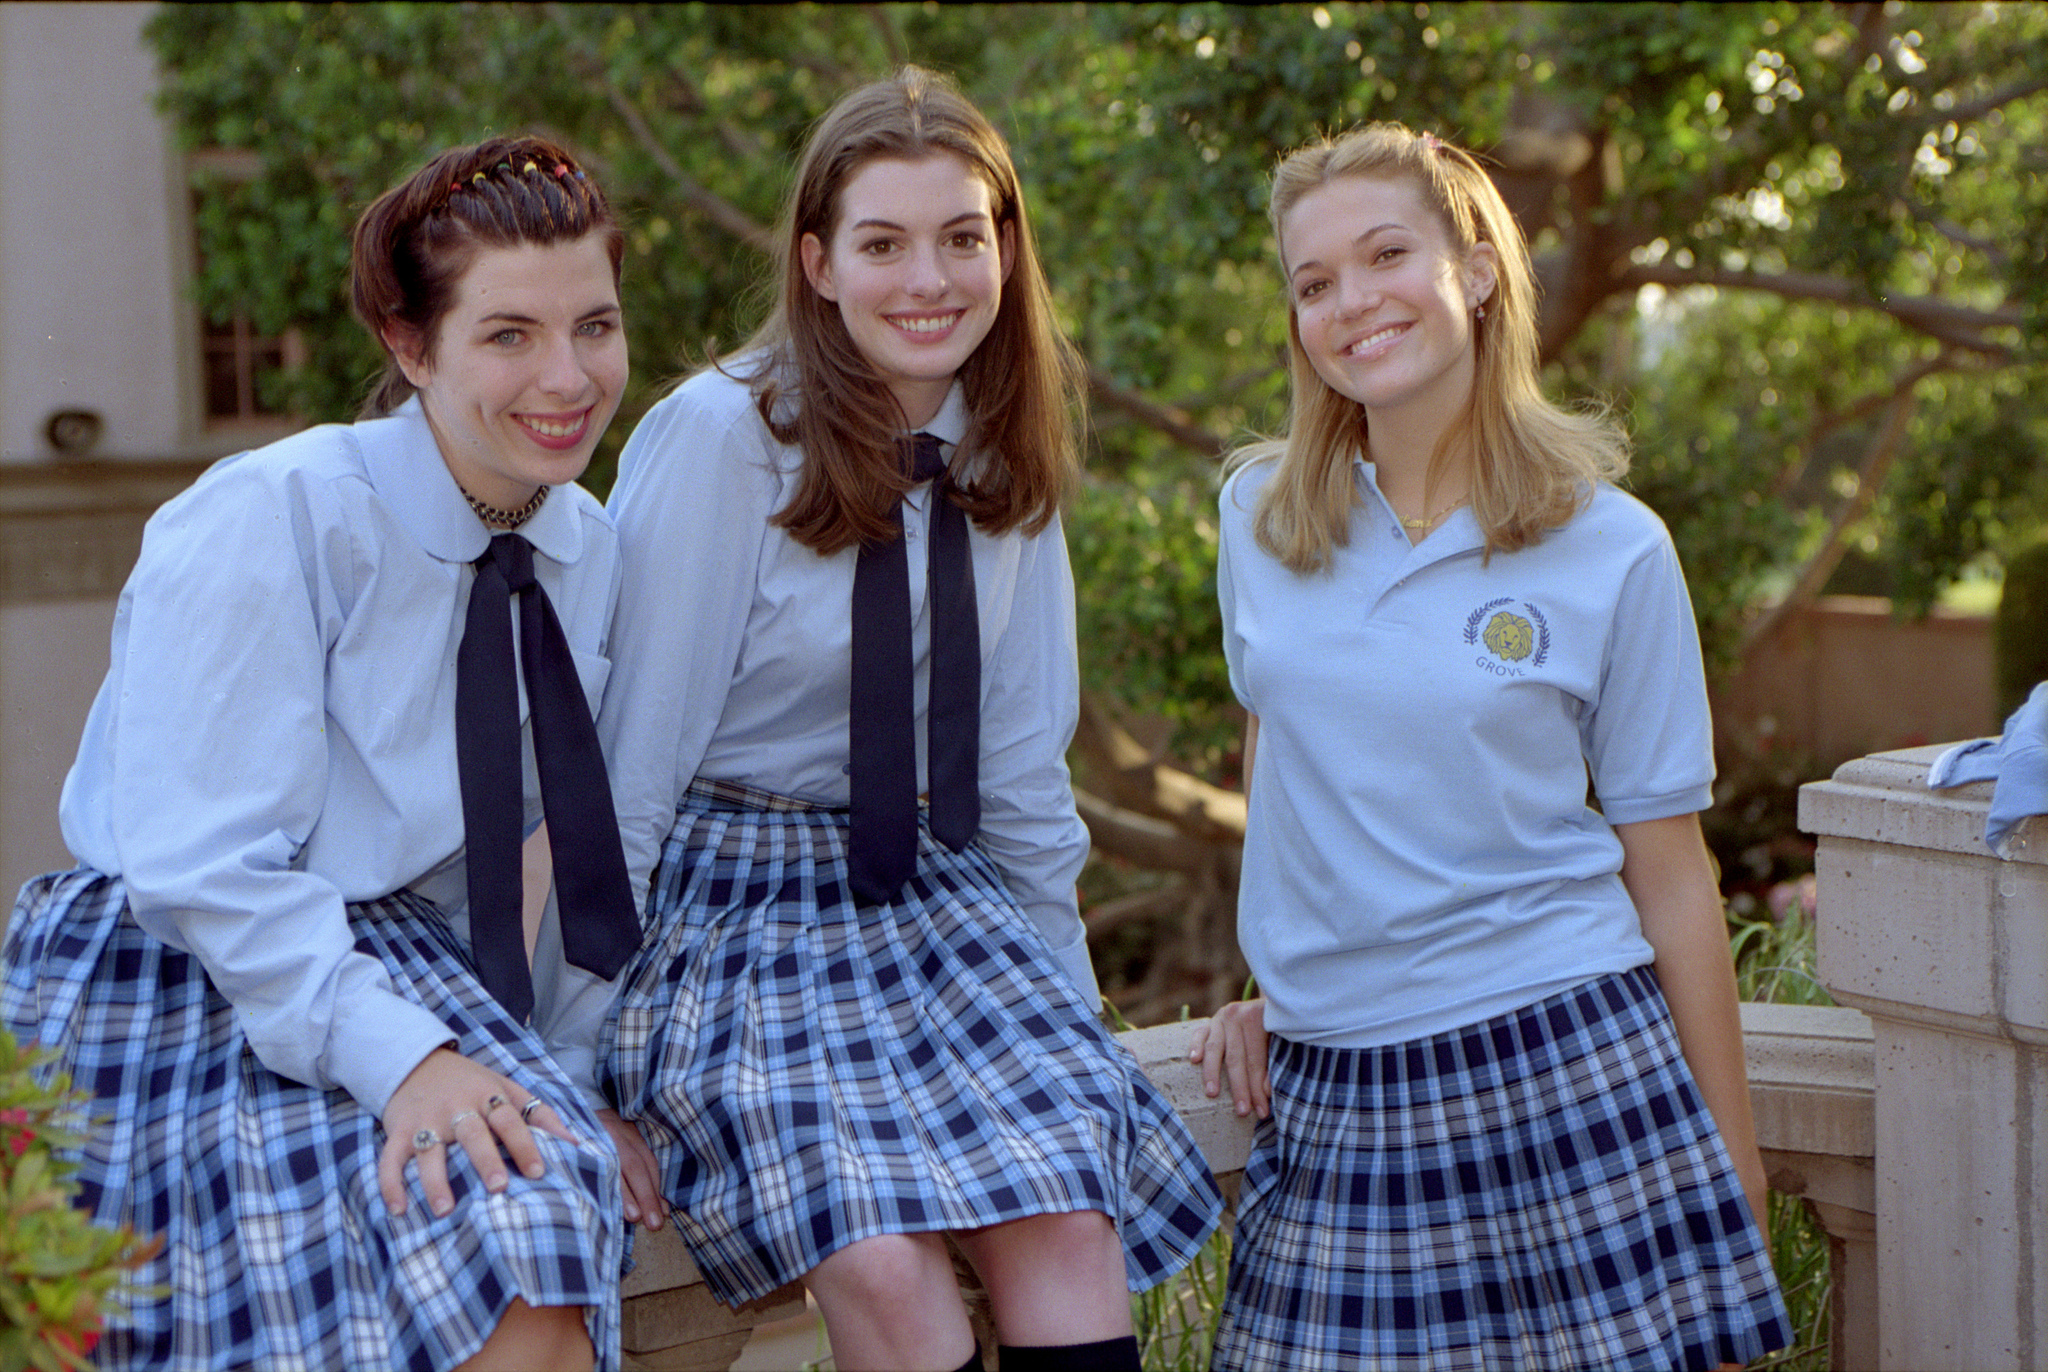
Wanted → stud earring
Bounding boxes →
[1474,301,1487,321]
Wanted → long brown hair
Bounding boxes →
[1231,123,1627,572]
[734,66,1082,555]
[351,134,622,418]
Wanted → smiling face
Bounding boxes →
[389,233,626,511]
[799,152,1015,429]
[1280,174,1496,432]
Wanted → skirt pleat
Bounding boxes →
[600,779,1223,1307]
[1211,965,1790,1372]
[2,868,625,1372]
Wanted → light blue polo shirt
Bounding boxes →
[1217,457,1714,1048]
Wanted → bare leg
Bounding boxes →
[953,1210,1131,1347]
[456,1298,593,1372]
[804,1232,979,1371]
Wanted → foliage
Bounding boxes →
[149,3,2048,718]
[1993,538,2048,719]
[0,1031,155,1372]
[147,1,2048,1006]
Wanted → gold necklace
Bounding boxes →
[461,483,551,529]
[1398,494,1468,530]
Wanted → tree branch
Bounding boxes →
[1738,370,1925,659]
[1074,786,1216,874]
[1087,371,1230,459]
[1072,693,1246,844]
[545,3,775,253]
[1937,73,2048,128]
[1617,263,2019,356]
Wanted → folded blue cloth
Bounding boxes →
[1928,681,2048,859]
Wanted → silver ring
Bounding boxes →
[485,1094,509,1114]
[519,1098,546,1123]
[412,1127,442,1152]
[449,1111,480,1130]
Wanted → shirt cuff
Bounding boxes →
[327,991,461,1115]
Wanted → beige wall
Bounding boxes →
[1716,594,1997,772]
[0,1,199,462]
[0,461,206,904]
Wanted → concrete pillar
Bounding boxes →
[1801,745,2047,1371]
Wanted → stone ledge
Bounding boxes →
[1800,744,2044,865]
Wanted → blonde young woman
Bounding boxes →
[1193,124,1791,1370]
[597,68,1220,1372]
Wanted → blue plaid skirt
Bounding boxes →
[599,779,1223,1306]
[1211,966,1791,1372]
[2,868,625,1372]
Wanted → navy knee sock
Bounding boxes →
[952,1347,985,1372]
[995,1336,1142,1371]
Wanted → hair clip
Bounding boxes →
[1420,131,1444,154]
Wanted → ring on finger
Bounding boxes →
[449,1111,480,1130]
[485,1094,509,1114]
[412,1127,443,1152]
[519,1098,547,1123]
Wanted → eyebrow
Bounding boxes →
[848,211,992,233]
[473,303,621,327]
[1288,221,1408,279]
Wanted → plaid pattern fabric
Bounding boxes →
[3,868,625,1372]
[600,779,1223,1306]
[1211,966,1791,1372]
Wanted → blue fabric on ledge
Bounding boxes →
[1927,680,2048,860]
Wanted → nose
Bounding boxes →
[536,331,592,399]
[1335,271,1377,318]
[905,242,949,298]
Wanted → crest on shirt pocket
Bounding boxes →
[1463,597,1550,675]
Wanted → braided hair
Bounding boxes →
[350,135,622,418]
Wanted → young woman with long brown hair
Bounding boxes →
[598,67,1221,1372]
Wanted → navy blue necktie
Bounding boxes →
[456,533,640,1021]
[847,434,982,906]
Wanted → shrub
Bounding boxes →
[1994,540,2048,722]
[0,1030,156,1372]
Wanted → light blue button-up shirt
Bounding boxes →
[1219,458,1713,1047]
[599,367,1097,1003]
[60,399,624,1113]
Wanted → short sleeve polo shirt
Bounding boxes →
[1217,457,1714,1048]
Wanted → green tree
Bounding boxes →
[151,2,2048,1020]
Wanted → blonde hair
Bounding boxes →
[732,65,1082,556]
[1231,123,1627,573]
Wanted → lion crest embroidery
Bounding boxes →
[1463,597,1552,670]
[1482,610,1535,661]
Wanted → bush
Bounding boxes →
[1994,540,2048,722]
[0,1030,156,1372]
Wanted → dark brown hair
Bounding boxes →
[350,134,623,418]
[734,66,1083,554]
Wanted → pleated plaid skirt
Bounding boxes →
[599,779,1224,1307]
[1211,965,1790,1372]
[2,868,625,1372]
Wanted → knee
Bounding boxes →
[807,1232,958,1308]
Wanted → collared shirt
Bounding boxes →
[599,366,1097,1002]
[60,399,624,1113]
[1218,457,1714,1047]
